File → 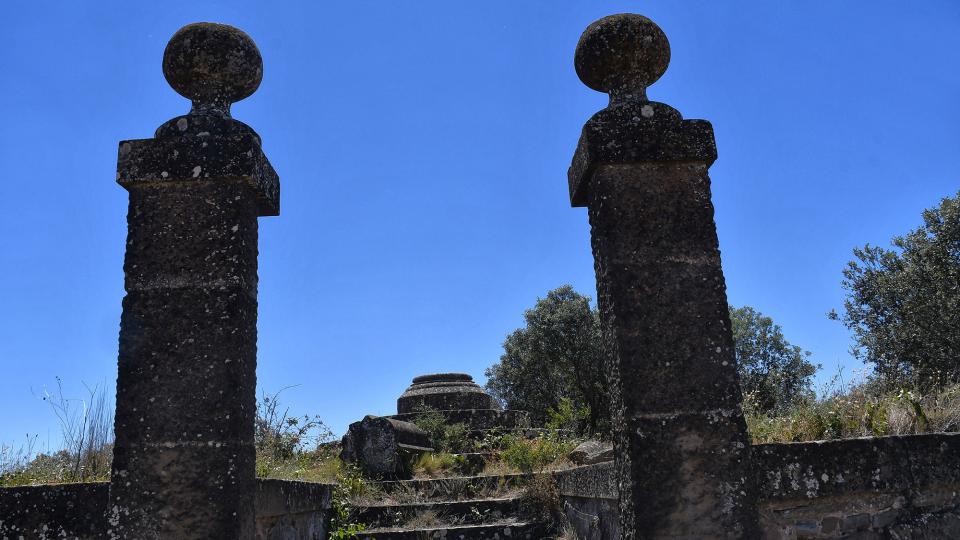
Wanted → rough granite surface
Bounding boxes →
[106,21,278,539]
[396,373,502,414]
[0,479,332,540]
[570,13,758,538]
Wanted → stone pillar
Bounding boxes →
[108,23,278,539]
[568,15,758,538]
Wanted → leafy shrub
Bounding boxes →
[256,387,334,460]
[545,397,590,435]
[329,463,368,539]
[411,406,471,453]
[500,433,572,474]
[254,388,338,482]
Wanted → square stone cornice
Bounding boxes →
[568,102,717,207]
[117,133,279,217]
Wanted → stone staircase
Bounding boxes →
[352,473,550,539]
[340,374,560,538]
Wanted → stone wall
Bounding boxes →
[555,462,619,540]
[0,483,109,539]
[0,479,332,540]
[551,433,960,539]
[755,433,960,538]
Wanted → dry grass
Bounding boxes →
[554,523,578,540]
[403,509,446,528]
[255,445,341,483]
[1,380,113,487]
[747,373,960,444]
[519,474,561,524]
[412,453,461,478]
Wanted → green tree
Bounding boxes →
[484,286,609,434]
[834,191,960,390]
[485,287,818,430]
[729,306,819,414]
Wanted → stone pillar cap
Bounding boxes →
[163,22,263,116]
[119,22,279,216]
[574,14,670,103]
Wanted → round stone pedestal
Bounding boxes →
[396,373,502,414]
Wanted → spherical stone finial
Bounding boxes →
[163,23,263,115]
[574,14,670,102]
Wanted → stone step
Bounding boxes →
[354,520,547,539]
[449,452,492,475]
[356,496,519,528]
[468,427,572,440]
[371,473,533,503]
[389,409,531,431]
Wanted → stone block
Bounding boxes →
[389,408,530,431]
[821,516,841,534]
[118,132,279,216]
[841,513,871,532]
[114,287,257,442]
[341,415,433,479]
[568,440,614,466]
[122,181,260,293]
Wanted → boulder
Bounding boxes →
[568,440,614,466]
[340,415,433,478]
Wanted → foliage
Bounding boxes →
[730,306,819,414]
[410,406,471,453]
[329,462,368,539]
[500,432,573,474]
[1,444,113,487]
[746,370,960,443]
[545,397,591,434]
[255,387,334,461]
[255,445,341,483]
[484,286,817,433]
[254,388,339,483]
[833,191,960,390]
[484,285,610,435]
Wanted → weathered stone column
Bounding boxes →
[108,23,278,539]
[569,15,758,538]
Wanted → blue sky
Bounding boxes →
[1,1,958,447]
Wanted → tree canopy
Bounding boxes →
[730,306,819,414]
[834,191,960,390]
[484,286,608,433]
[485,285,816,432]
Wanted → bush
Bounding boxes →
[545,397,590,436]
[411,406,471,453]
[254,389,338,482]
[500,433,573,474]
[256,387,334,460]
[329,462,368,539]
